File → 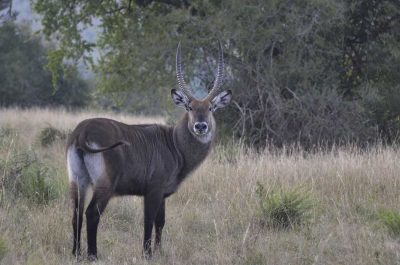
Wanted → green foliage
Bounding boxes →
[364,85,400,142]
[37,125,68,147]
[255,182,314,229]
[19,160,58,204]
[1,151,63,205]
[46,49,65,90]
[379,209,400,237]
[0,22,91,108]
[33,0,400,145]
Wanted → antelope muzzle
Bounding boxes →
[193,122,208,135]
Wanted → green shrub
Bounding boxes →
[379,209,400,236]
[255,182,313,229]
[37,125,67,147]
[1,151,63,205]
[19,162,60,204]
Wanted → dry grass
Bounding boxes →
[1,108,400,264]
[0,107,164,146]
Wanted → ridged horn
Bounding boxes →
[206,40,224,100]
[176,41,195,100]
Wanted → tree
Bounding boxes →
[0,22,91,108]
[33,0,400,147]
[0,0,14,22]
[341,0,400,141]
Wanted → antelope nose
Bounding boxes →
[194,122,208,134]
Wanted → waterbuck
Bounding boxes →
[66,41,232,260]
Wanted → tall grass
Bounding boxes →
[0,108,400,264]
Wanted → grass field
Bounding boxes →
[1,108,400,265]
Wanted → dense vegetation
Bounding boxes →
[0,21,91,108]
[1,0,400,147]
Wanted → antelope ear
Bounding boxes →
[171,89,189,108]
[211,90,232,112]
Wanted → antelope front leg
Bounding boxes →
[143,190,163,258]
[155,199,165,251]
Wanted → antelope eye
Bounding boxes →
[209,107,213,111]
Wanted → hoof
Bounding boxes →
[154,244,163,255]
[88,254,98,262]
[72,249,81,259]
[142,250,152,260]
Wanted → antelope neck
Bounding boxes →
[172,113,213,177]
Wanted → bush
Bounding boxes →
[19,161,59,204]
[232,86,376,149]
[1,151,63,205]
[37,125,67,147]
[379,209,400,237]
[255,182,313,229]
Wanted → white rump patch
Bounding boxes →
[83,142,106,184]
[67,146,88,187]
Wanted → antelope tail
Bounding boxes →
[78,140,129,153]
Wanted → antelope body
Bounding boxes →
[66,42,232,260]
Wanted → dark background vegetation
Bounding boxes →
[0,21,91,107]
[1,0,400,148]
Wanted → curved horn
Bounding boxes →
[176,41,195,100]
[206,40,224,100]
